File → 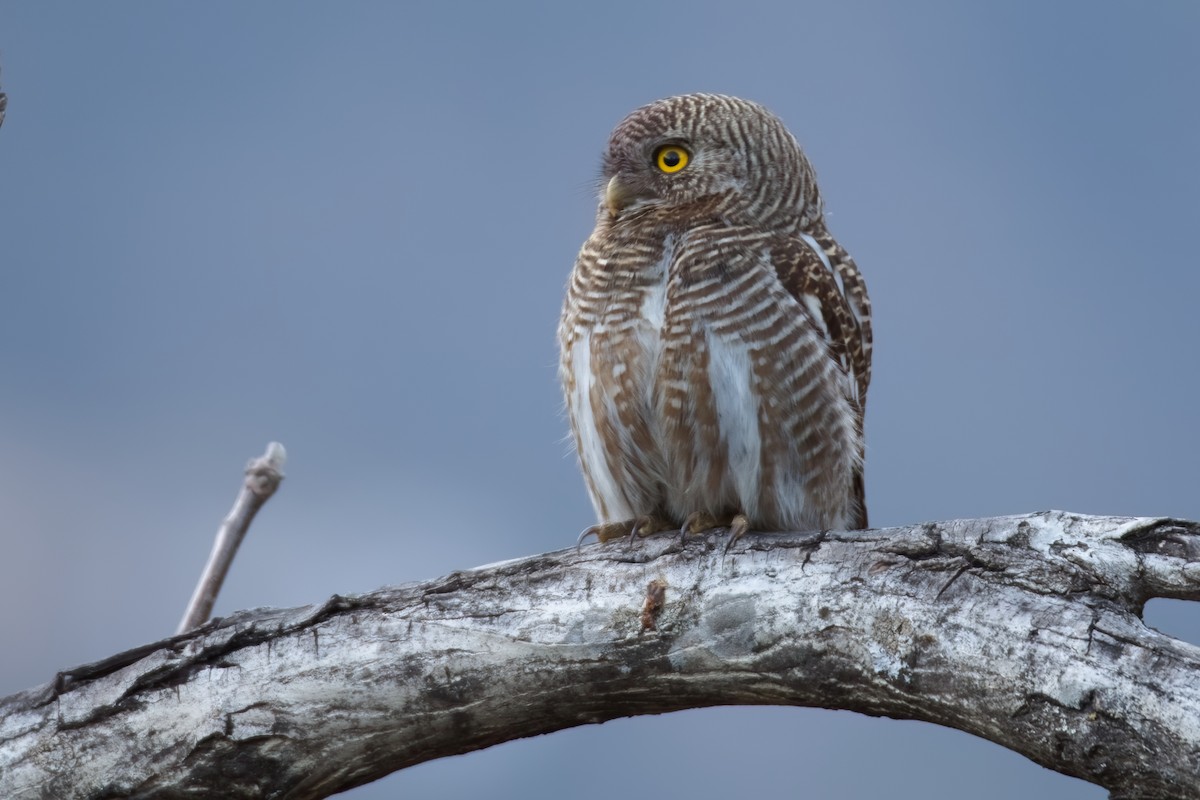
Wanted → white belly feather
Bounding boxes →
[702,332,762,520]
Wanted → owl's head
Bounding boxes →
[600,93,823,230]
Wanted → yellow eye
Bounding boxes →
[654,145,689,174]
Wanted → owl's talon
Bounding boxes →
[625,516,651,548]
[580,516,673,545]
[576,526,600,549]
[679,510,717,544]
[723,514,751,554]
[626,514,677,547]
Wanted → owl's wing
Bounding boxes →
[770,232,871,528]
[810,225,872,410]
[771,233,871,409]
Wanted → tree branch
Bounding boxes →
[2,512,1198,799]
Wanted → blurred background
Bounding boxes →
[1,3,1198,798]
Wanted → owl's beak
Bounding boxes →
[605,175,635,216]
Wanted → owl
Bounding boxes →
[558,94,871,544]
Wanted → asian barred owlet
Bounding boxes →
[559,94,871,544]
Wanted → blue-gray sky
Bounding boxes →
[2,3,1198,798]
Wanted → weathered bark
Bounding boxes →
[2,512,1198,799]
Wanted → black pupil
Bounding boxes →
[662,150,680,168]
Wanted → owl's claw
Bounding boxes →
[723,514,751,554]
[679,510,719,544]
[679,511,750,551]
[578,515,674,547]
[624,515,676,547]
[582,513,749,550]
[576,522,631,547]
[625,516,649,547]
[576,526,600,549]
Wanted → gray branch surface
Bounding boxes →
[3,512,1199,799]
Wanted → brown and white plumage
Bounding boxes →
[559,94,871,542]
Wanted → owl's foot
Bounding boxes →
[577,515,675,547]
[678,511,751,548]
[678,510,724,543]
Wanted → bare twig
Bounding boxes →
[176,442,287,634]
